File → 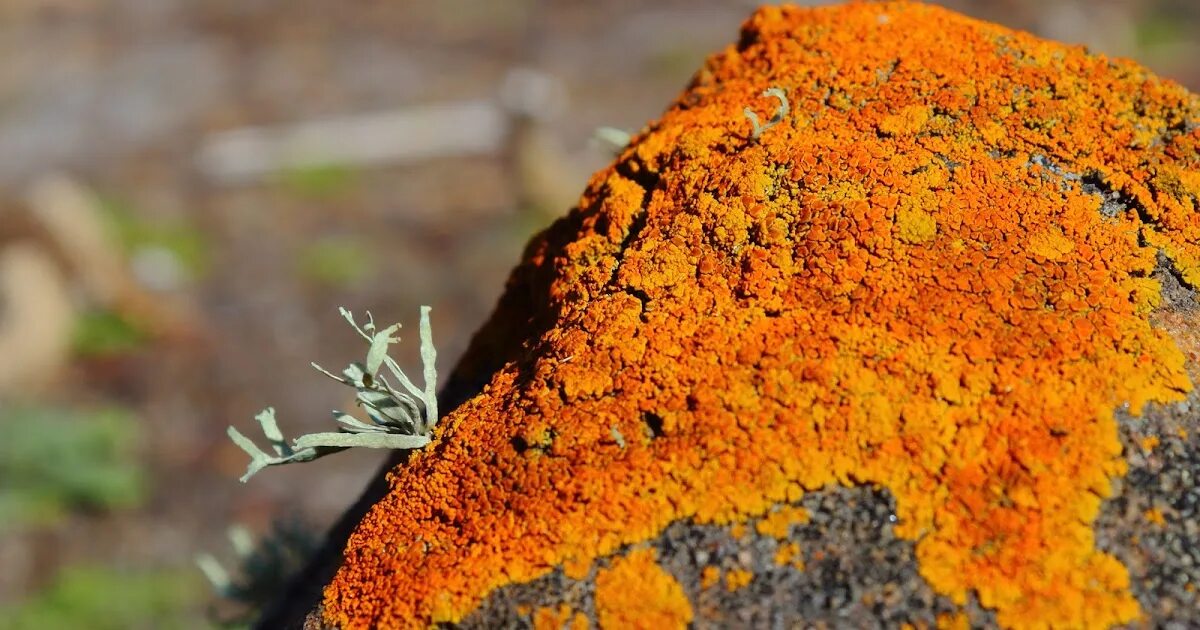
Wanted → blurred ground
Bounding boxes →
[0,0,1196,626]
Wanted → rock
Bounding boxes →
[275,2,1200,628]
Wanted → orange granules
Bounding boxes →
[593,548,693,630]
[322,2,1198,629]
[774,542,804,570]
[1144,508,1166,526]
[532,604,587,630]
[1141,435,1161,452]
[724,568,754,592]
[756,505,810,539]
[937,612,972,630]
[700,566,721,589]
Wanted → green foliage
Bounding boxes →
[72,309,148,357]
[96,195,210,280]
[0,405,145,529]
[0,565,201,630]
[277,162,357,200]
[296,237,374,287]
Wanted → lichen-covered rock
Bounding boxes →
[318,2,1200,628]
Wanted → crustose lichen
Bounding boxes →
[743,87,789,140]
[226,306,438,482]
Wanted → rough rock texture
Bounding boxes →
[296,2,1200,628]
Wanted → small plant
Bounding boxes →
[0,405,145,529]
[227,306,438,482]
[196,517,319,626]
[743,87,789,140]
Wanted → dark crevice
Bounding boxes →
[511,430,556,456]
[1079,172,1135,219]
[619,210,650,257]
[613,156,660,257]
[614,156,660,207]
[623,287,652,323]
[1075,171,1169,264]
[606,156,661,314]
[642,411,666,439]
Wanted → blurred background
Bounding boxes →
[0,0,1196,627]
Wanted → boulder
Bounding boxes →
[271,2,1200,627]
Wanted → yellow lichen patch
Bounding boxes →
[1144,508,1166,526]
[323,2,1198,628]
[1028,226,1074,260]
[724,568,754,592]
[756,505,810,539]
[593,548,692,630]
[895,208,938,244]
[1140,435,1160,452]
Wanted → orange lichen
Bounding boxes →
[755,505,810,539]
[535,602,590,628]
[724,568,754,592]
[774,542,804,570]
[937,612,972,630]
[323,2,1198,629]
[1143,508,1166,526]
[561,555,592,581]
[700,566,721,590]
[593,548,693,630]
[532,604,586,630]
[1140,435,1160,452]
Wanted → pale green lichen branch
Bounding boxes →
[593,126,632,154]
[227,306,439,482]
[196,525,255,597]
[743,87,789,140]
[196,519,319,622]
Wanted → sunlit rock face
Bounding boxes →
[318,3,1200,628]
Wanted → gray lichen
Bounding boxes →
[743,87,789,140]
[226,306,438,482]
